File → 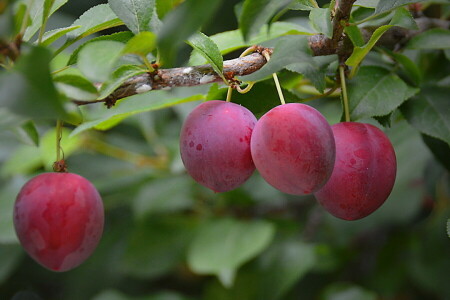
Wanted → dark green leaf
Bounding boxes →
[406,28,450,50]
[239,0,290,41]
[157,0,222,67]
[77,40,125,82]
[401,86,450,145]
[389,6,418,30]
[98,65,147,100]
[0,245,23,283]
[322,283,377,300]
[54,74,99,100]
[187,218,275,287]
[345,23,365,47]
[422,134,450,172]
[241,35,311,82]
[67,31,134,66]
[187,32,224,79]
[347,66,419,120]
[447,219,450,238]
[23,0,67,41]
[374,0,423,15]
[309,8,332,38]
[383,49,422,86]
[108,0,156,34]
[156,0,184,19]
[0,46,68,120]
[40,25,80,46]
[121,31,157,57]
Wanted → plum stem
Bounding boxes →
[262,51,285,105]
[339,65,350,122]
[226,86,233,102]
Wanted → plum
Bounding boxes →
[250,103,335,195]
[14,172,104,272]
[180,100,257,192]
[314,122,397,220]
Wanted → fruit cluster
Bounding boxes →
[180,100,397,221]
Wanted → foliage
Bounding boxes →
[0,0,449,299]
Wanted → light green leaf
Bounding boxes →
[401,86,450,145]
[39,128,82,171]
[345,23,365,47]
[23,0,68,41]
[347,66,419,120]
[67,31,134,66]
[67,4,123,39]
[375,0,424,15]
[40,25,80,46]
[157,0,222,67]
[121,31,157,56]
[187,32,224,80]
[54,74,99,100]
[241,35,311,82]
[406,28,450,49]
[389,6,418,30]
[289,0,318,10]
[108,0,156,34]
[189,22,311,66]
[1,145,42,176]
[239,0,290,41]
[77,40,125,83]
[19,121,39,146]
[354,0,379,8]
[98,65,147,100]
[72,90,205,136]
[187,218,275,287]
[309,7,332,38]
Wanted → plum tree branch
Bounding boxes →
[72,14,449,107]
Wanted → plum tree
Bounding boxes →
[13,172,104,272]
[180,100,257,192]
[250,103,336,195]
[314,122,397,220]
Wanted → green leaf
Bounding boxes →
[1,145,42,176]
[39,128,82,171]
[122,217,198,279]
[66,4,123,41]
[23,0,68,41]
[0,177,28,243]
[108,0,156,34]
[19,120,39,146]
[54,74,99,100]
[40,25,80,46]
[13,2,28,37]
[401,86,450,145]
[289,0,318,10]
[187,218,275,287]
[346,24,392,67]
[72,89,205,136]
[354,0,379,8]
[347,66,419,120]
[447,219,450,238]
[0,245,23,283]
[309,8,332,38]
[345,23,365,47]
[67,31,134,66]
[322,283,377,300]
[239,0,290,41]
[77,40,125,83]
[241,35,311,82]
[422,134,450,172]
[121,31,157,57]
[98,65,147,100]
[389,6,418,30]
[375,0,424,15]
[0,46,68,120]
[187,32,224,80]
[383,49,422,86]
[406,28,450,50]
[189,22,311,66]
[157,0,222,67]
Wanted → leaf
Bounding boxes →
[289,0,317,11]
[23,0,68,41]
[77,40,125,83]
[383,49,422,86]
[0,46,68,120]
[239,0,290,41]
[309,7,332,38]
[241,35,311,82]
[98,65,147,100]
[71,89,205,136]
[189,22,311,66]
[121,31,157,57]
[345,23,365,47]
[108,0,156,34]
[400,86,450,145]
[187,32,224,80]
[406,28,450,50]
[347,66,419,120]
[389,6,418,30]
[447,219,450,238]
[39,128,82,171]
[187,218,275,287]
[54,74,99,100]
[322,283,377,300]
[66,4,123,40]
[19,121,39,146]
[0,245,23,283]
[40,25,80,46]
[375,0,424,15]
[0,177,28,243]
[157,0,222,67]
[1,145,42,176]
[354,0,379,8]
[422,134,450,172]
[67,31,134,66]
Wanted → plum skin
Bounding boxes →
[250,103,336,195]
[314,122,397,220]
[180,100,257,192]
[13,172,104,272]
